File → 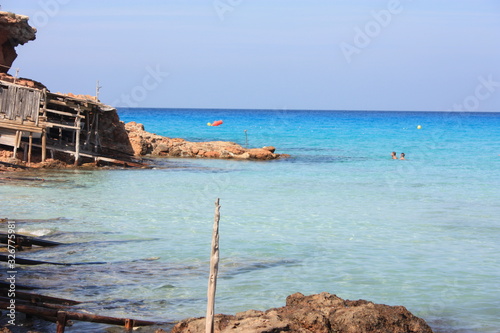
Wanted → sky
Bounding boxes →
[2,0,500,111]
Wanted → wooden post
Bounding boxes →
[12,130,20,159]
[74,110,81,166]
[56,311,68,333]
[41,129,47,162]
[28,132,33,165]
[124,318,135,330]
[23,143,28,162]
[206,198,220,333]
[94,112,99,152]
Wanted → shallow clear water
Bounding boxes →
[1,109,499,332]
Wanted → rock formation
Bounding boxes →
[171,292,433,333]
[124,121,288,160]
[0,11,36,73]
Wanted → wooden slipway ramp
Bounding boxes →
[0,226,173,331]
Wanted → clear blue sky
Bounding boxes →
[3,1,500,111]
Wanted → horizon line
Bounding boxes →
[114,107,500,113]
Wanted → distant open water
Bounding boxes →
[1,109,499,332]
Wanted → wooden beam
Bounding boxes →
[41,129,47,161]
[44,122,80,130]
[45,108,85,118]
[0,121,43,133]
[28,132,33,164]
[74,113,81,165]
[0,301,162,327]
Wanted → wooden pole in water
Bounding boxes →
[206,198,220,333]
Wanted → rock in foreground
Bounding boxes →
[171,292,433,333]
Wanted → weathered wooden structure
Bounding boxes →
[0,80,117,165]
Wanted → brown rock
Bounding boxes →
[247,148,274,160]
[171,292,433,333]
[204,151,221,158]
[232,152,251,159]
[0,11,37,73]
[0,73,46,89]
[262,146,276,153]
[125,121,145,132]
[120,121,287,161]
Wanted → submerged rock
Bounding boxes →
[171,292,433,333]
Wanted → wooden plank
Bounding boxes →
[45,108,85,118]
[0,120,43,133]
[0,128,17,146]
[44,122,80,130]
[0,301,163,327]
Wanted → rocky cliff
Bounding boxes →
[0,11,36,74]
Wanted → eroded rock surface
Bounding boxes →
[0,11,36,73]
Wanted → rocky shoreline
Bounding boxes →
[0,120,289,172]
[171,292,434,333]
[124,121,288,161]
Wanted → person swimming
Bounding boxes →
[391,152,397,159]
[400,153,405,160]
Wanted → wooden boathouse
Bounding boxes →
[0,80,122,166]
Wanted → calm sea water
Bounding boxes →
[1,109,499,332]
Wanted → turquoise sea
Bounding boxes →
[1,109,499,332]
